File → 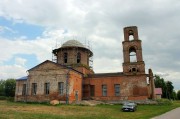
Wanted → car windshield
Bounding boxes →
[127,104,134,106]
[123,103,136,106]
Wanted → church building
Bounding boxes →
[15,26,155,103]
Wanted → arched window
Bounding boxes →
[129,67,138,73]
[77,52,81,63]
[64,52,68,63]
[129,35,134,41]
[129,30,134,41]
[129,47,137,62]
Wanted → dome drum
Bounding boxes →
[52,40,93,70]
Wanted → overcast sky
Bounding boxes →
[0,0,180,90]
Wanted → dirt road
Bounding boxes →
[152,107,180,119]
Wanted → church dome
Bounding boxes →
[61,40,85,48]
[52,39,93,58]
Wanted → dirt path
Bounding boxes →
[152,107,180,119]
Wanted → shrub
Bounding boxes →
[177,90,180,100]
[6,97,14,102]
[5,79,16,97]
[0,96,6,100]
[156,99,172,105]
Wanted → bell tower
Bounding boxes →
[122,26,145,75]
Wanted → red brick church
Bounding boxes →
[15,26,155,103]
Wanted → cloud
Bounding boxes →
[0,0,86,28]
[0,28,76,79]
[0,26,16,34]
[155,72,169,77]
[0,0,180,89]
[0,37,51,62]
[0,64,27,79]
[15,57,27,66]
[94,57,122,73]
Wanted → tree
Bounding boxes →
[166,81,174,99]
[5,79,16,97]
[177,90,180,100]
[171,90,177,100]
[154,75,175,99]
[154,75,167,98]
[0,79,5,96]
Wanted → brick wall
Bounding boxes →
[15,61,83,103]
[83,74,149,101]
[57,48,89,66]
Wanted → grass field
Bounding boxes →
[0,100,180,119]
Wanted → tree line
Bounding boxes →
[0,79,16,97]
[154,75,180,100]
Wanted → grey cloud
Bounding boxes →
[0,0,180,89]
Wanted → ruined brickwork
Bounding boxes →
[148,69,155,99]
[82,26,154,101]
[68,71,83,102]
[52,40,93,75]
[83,73,148,101]
[122,26,145,75]
[15,80,27,101]
[56,48,89,66]
[15,26,155,103]
[15,60,83,103]
[74,67,94,75]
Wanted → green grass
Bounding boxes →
[0,100,180,119]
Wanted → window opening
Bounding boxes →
[130,51,137,62]
[129,47,137,62]
[64,52,68,63]
[32,83,37,95]
[129,35,134,41]
[147,77,150,84]
[132,68,136,72]
[102,85,107,96]
[77,52,81,63]
[114,84,120,96]
[58,82,64,95]
[45,83,50,95]
[22,84,26,96]
[129,30,134,41]
[90,85,95,96]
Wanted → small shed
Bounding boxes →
[155,88,162,99]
